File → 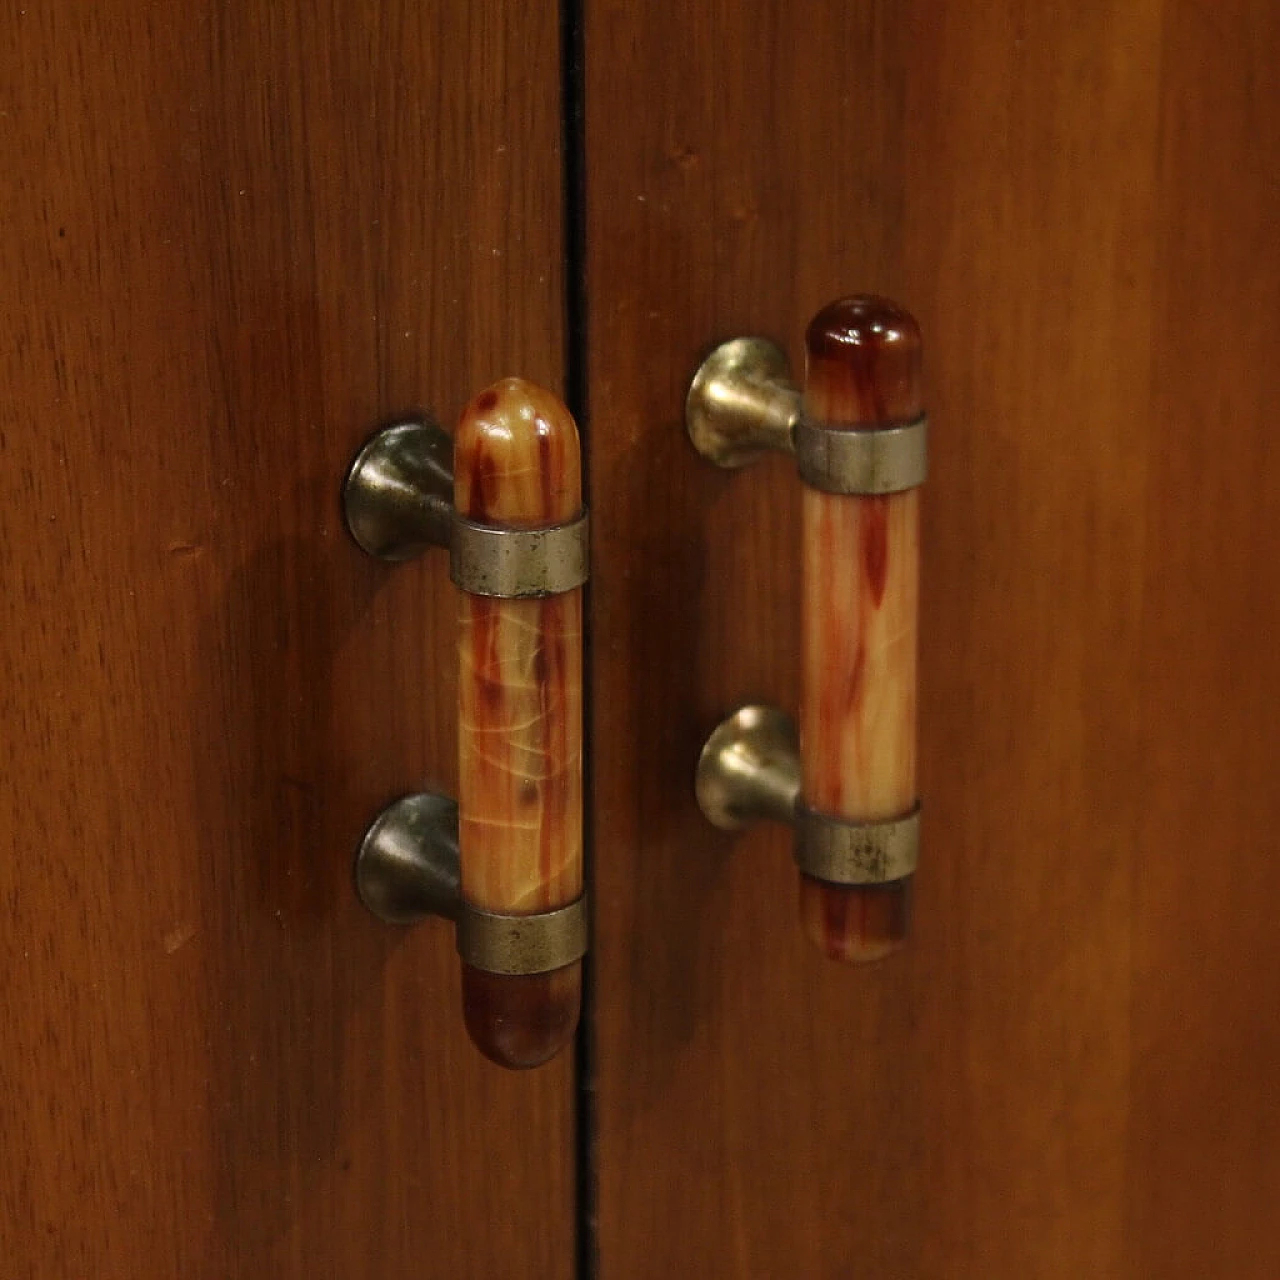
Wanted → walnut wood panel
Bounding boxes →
[0,2,573,1275]
[586,2,1280,1277]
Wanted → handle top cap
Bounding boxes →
[454,377,582,527]
[804,295,923,427]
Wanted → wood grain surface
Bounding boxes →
[585,2,1280,1277]
[0,2,574,1275]
[454,379,584,1068]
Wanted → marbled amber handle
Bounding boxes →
[454,378,584,1067]
[799,297,922,962]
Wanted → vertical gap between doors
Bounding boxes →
[559,0,596,1276]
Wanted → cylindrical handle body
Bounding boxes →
[454,378,584,1066]
[799,297,922,961]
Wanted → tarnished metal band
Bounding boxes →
[794,415,928,495]
[794,803,920,884]
[449,509,589,598]
[455,895,588,976]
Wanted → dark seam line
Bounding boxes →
[559,0,596,1277]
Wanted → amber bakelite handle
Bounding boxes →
[454,379,585,1068]
[799,298,922,962]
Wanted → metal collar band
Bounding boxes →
[794,803,920,884]
[456,895,589,976]
[449,508,590,598]
[794,414,928,495]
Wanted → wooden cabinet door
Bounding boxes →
[8,3,1279,1276]
[585,2,1280,1277]
[0,3,575,1275]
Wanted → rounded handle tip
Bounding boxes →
[461,962,581,1069]
[804,295,924,426]
[798,876,911,964]
[455,378,582,526]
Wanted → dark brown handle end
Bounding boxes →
[799,877,910,964]
[804,295,923,426]
[461,962,582,1070]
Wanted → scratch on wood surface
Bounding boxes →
[164,924,196,954]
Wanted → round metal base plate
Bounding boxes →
[355,792,460,924]
[685,337,800,468]
[695,703,801,830]
[343,418,455,561]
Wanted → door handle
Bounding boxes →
[344,380,588,1068]
[687,296,927,963]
